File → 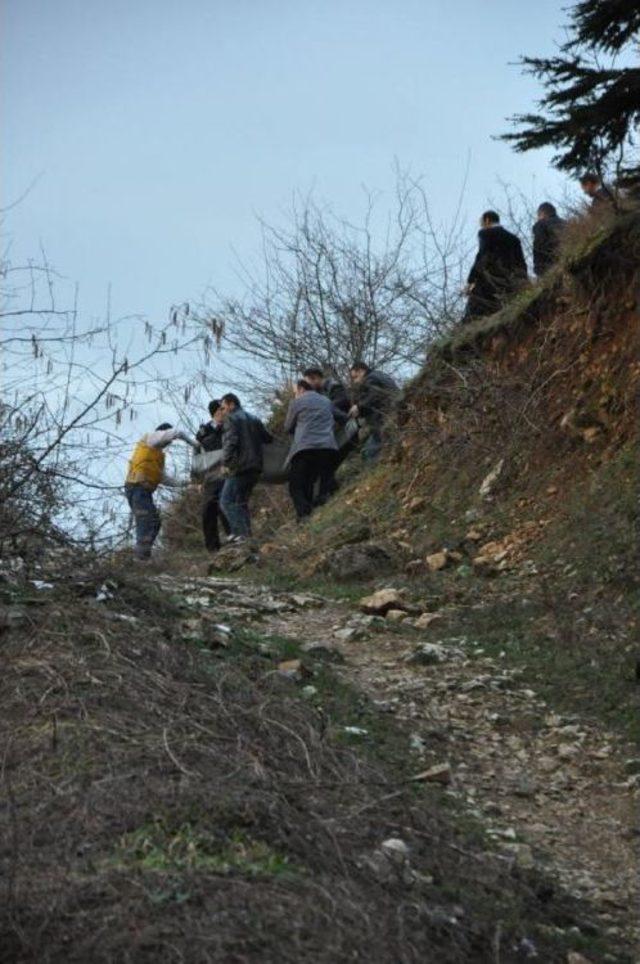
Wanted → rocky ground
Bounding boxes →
[156,562,639,962]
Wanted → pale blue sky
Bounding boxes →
[3,0,572,328]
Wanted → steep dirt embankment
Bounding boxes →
[257,210,640,742]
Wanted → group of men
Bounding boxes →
[125,172,615,560]
[124,363,399,560]
[463,172,614,323]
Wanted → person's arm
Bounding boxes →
[467,232,486,285]
[514,238,528,279]
[332,404,349,425]
[356,379,376,418]
[257,418,274,443]
[221,416,239,467]
[532,222,544,276]
[147,427,198,449]
[283,399,299,435]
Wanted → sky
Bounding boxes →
[1,0,580,535]
[2,0,573,331]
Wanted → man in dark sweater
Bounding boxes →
[463,210,528,322]
[532,202,566,276]
[349,362,399,462]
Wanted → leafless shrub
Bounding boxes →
[194,170,469,394]
[0,244,213,554]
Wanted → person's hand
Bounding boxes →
[348,404,359,419]
[462,283,474,297]
[219,466,230,478]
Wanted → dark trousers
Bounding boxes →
[289,449,336,520]
[202,478,230,552]
[124,484,161,559]
[220,469,261,537]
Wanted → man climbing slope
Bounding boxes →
[284,379,339,520]
[124,423,197,560]
[463,210,528,322]
[349,362,399,462]
[219,394,273,542]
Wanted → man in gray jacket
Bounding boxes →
[284,380,338,520]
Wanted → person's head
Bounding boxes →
[220,393,241,415]
[349,361,370,385]
[480,210,500,229]
[295,378,313,397]
[302,366,324,390]
[153,422,174,448]
[208,399,224,424]
[537,202,557,221]
[580,173,601,197]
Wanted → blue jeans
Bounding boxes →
[220,469,260,537]
[125,484,161,558]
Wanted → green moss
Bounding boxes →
[111,821,298,878]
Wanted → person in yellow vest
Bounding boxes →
[124,422,197,559]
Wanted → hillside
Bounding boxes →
[235,209,640,743]
[2,210,639,964]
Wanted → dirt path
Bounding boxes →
[159,567,640,958]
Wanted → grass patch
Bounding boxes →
[112,821,298,878]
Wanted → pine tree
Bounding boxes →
[501,0,640,186]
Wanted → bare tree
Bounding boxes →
[194,170,469,392]
[0,243,213,555]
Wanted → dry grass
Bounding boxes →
[0,556,603,963]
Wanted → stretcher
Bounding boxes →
[191,419,360,484]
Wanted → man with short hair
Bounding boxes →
[348,362,399,462]
[302,366,350,499]
[124,423,197,559]
[284,379,338,520]
[463,211,528,322]
[196,400,231,552]
[580,173,615,209]
[219,393,272,541]
[533,202,566,276]
[302,366,350,414]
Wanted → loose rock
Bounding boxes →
[412,763,452,785]
[359,588,407,616]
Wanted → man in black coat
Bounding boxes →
[580,173,615,210]
[219,393,273,541]
[533,203,566,276]
[463,211,528,322]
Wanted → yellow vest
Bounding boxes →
[125,437,165,490]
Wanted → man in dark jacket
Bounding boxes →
[463,211,528,322]
[302,367,351,414]
[533,203,566,276]
[284,380,338,520]
[195,400,231,552]
[219,393,273,541]
[348,362,399,461]
[580,173,615,210]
